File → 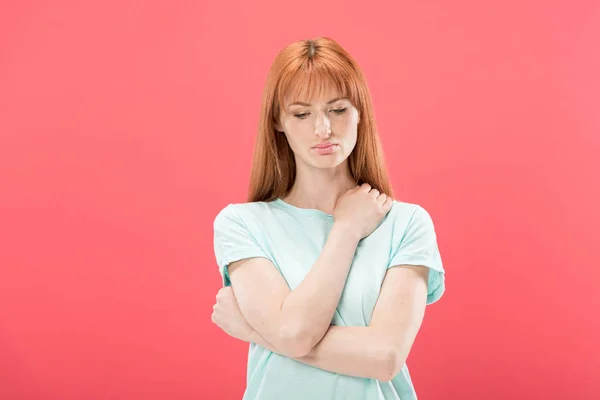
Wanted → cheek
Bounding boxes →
[286,123,314,141]
[337,109,359,128]
[345,132,358,151]
[336,116,359,137]
[338,119,358,149]
[282,130,307,152]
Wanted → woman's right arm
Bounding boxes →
[221,183,392,358]
[227,219,360,358]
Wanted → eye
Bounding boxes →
[293,108,347,120]
[332,107,347,115]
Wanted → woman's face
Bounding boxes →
[275,90,360,170]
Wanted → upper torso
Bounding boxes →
[213,198,444,400]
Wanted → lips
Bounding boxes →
[312,142,337,149]
[311,143,339,155]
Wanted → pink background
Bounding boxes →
[1,1,599,399]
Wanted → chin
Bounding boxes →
[308,154,346,169]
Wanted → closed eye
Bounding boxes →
[293,108,348,120]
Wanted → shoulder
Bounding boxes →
[389,200,432,225]
[213,201,273,228]
[387,200,438,243]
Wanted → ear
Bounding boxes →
[274,121,283,132]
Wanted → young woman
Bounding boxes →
[211,37,446,400]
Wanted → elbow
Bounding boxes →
[377,347,405,383]
[278,324,314,358]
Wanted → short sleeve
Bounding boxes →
[387,205,446,305]
[213,204,270,287]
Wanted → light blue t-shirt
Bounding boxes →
[213,198,445,400]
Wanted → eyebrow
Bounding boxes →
[287,97,347,107]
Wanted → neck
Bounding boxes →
[282,160,356,215]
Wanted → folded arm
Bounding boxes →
[244,265,429,382]
[227,220,361,357]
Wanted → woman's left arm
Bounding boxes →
[213,265,429,382]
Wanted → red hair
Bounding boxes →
[247,37,393,202]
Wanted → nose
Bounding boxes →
[314,114,331,137]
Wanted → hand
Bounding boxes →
[211,286,255,343]
[333,183,394,239]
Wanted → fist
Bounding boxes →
[211,286,254,342]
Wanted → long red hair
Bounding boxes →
[248,37,394,202]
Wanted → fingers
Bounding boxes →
[362,184,388,203]
[371,188,393,209]
[358,183,372,193]
[359,183,383,199]
[346,183,394,212]
[213,287,231,324]
[211,305,217,322]
[383,196,393,211]
[216,286,232,300]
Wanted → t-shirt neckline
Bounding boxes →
[272,198,334,220]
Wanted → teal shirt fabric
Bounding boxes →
[213,198,445,400]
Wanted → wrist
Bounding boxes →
[332,220,361,243]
